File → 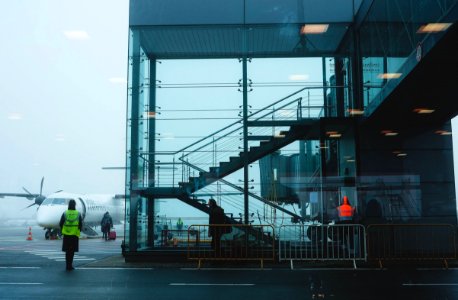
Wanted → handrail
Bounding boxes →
[181,160,303,221]
[173,85,346,156]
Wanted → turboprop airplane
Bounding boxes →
[0,177,125,239]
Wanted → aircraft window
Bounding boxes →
[43,198,71,205]
[52,198,70,205]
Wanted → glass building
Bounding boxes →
[124,0,458,257]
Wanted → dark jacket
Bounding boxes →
[209,206,225,237]
[101,213,113,232]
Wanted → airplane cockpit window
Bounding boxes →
[52,198,69,205]
[42,198,71,206]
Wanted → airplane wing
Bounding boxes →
[114,194,126,199]
[0,193,39,199]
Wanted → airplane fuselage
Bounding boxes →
[36,192,124,230]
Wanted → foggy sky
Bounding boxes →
[0,1,456,223]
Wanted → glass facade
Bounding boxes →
[125,0,457,254]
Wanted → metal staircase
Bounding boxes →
[136,86,328,229]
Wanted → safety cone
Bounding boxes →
[26,227,33,241]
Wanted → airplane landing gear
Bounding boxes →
[45,228,61,240]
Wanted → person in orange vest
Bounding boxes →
[336,196,355,223]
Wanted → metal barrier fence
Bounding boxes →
[278,224,367,269]
[367,224,457,268]
[187,224,275,268]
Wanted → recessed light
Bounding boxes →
[381,130,398,136]
[289,74,309,81]
[396,153,407,157]
[301,24,329,34]
[435,130,452,135]
[63,30,90,40]
[7,113,23,120]
[348,109,364,115]
[146,111,157,118]
[417,23,452,33]
[377,73,402,79]
[413,108,435,114]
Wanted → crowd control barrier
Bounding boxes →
[187,224,275,268]
[278,224,367,269]
[367,224,457,268]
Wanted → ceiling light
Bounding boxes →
[301,24,329,34]
[381,130,398,136]
[7,113,23,120]
[289,74,309,81]
[377,73,402,79]
[109,77,127,84]
[146,111,157,118]
[63,30,90,40]
[396,153,407,157]
[435,130,452,135]
[348,109,364,115]
[417,23,452,33]
[413,108,435,114]
[329,133,341,138]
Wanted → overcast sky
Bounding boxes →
[0,1,456,221]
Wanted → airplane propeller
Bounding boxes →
[21,177,62,210]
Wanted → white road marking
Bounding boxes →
[0,267,41,269]
[0,282,43,285]
[77,267,154,270]
[403,283,458,286]
[170,283,254,286]
[181,268,271,271]
[25,250,95,262]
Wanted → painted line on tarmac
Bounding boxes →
[0,267,41,269]
[403,283,458,286]
[170,283,255,286]
[77,267,155,270]
[0,282,43,285]
[417,268,458,271]
[181,268,271,271]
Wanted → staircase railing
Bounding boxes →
[134,85,353,189]
[134,85,348,230]
[174,85,333,171]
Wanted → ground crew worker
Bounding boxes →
[336,196,356,256]
[59,199,83,271]
[336,195,355,223]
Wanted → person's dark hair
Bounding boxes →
[68,199,76,210]
[208,198,217,208]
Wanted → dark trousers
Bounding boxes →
[65,251,75,270]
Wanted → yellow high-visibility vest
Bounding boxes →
[62,210,80,237]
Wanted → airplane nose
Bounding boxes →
[36,206,63,228]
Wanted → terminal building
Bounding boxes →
[124,0,458,259]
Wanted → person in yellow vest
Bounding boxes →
[59,199,83,271]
